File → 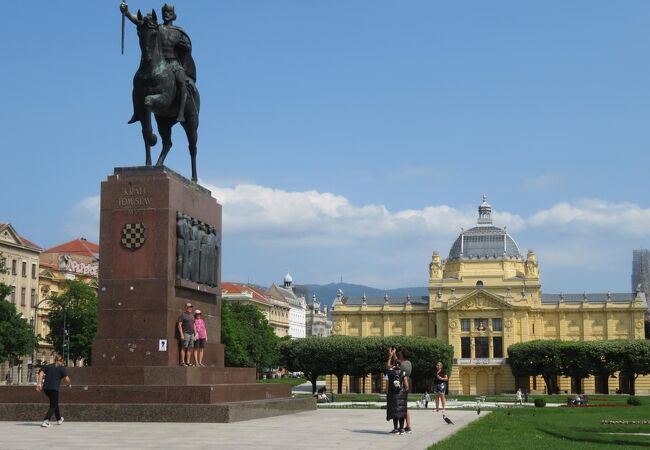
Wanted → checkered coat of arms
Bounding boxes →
[120,223,146,251]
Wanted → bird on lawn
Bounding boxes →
[443,415,454,425]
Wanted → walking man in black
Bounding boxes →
[36,354,71,428]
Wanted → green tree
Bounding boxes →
[221,301,280,376]
[508,340,562,394]
[584,340,621,387]
[383,335,454,390]
[559,341,593,381]
[610,340,650,395]
[279,337,331,394]
[327,335,357,394]
[280,335,454,394]
[46,280,98,366]
[0,293,36,366]
[0,253,36,367]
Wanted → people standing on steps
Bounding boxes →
[177,302,197,366]
[193,309,207,367]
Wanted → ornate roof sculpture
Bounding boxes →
[448,196,522,261]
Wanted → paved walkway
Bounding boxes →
[0,408,483,450]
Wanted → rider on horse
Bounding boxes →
[120,2,196,123]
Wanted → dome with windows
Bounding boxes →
[447,196,522,261]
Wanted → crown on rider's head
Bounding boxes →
[162,3,177,21]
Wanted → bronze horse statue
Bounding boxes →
[130,10,200,181]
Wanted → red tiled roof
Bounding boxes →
[44,238,99,257]
[222,282,271,304]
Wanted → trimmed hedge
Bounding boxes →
[508,339,650,394]
[627,396,641,406]
[534,398,546,408]
[279,335,454,394]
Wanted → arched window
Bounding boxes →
[476,280,484,288]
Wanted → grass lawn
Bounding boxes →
[451,394,632,405]
[431,400,650,449]
[256,377,307,387]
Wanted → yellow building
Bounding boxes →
[331,197,648,395]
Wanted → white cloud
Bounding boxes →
[66,185,647,290]
[203,182,502,245]
[528,199,650,237]
[67,185,650,261]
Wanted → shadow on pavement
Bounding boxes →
[349,429,393,435]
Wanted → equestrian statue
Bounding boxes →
[120,2,200,181]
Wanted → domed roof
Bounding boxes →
[284,272,293,283]
[448,196,522,261]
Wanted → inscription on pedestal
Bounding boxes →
[117,185,152,214]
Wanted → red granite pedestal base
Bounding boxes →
[0,167,315,422]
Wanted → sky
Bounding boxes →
[2,1,650,293]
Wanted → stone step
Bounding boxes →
[0,383,291,404]
[68,366,256,386]
[0,397,316,423]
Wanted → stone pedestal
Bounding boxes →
[0,166,316,422]
[93,166,223,367]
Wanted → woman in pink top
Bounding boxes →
[193,310,208,367]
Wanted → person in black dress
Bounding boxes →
[386,347,410,435]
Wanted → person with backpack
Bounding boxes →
[386,347,409,435]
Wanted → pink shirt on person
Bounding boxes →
[195,318,207,339]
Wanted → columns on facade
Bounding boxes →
[436,311,448,341]
[361,314,368,336]
[558,311,565,340]
[469,370,477,395]
[383,313,391,337]
[405,313,413,336]
[520,313,529,342]
[470,332,476,359]
[605,311,612,340]
[488,331,494,359]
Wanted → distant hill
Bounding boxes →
[297,283,428,308]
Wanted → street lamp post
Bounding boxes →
[62,305,67,365]
[30,297,50,383]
